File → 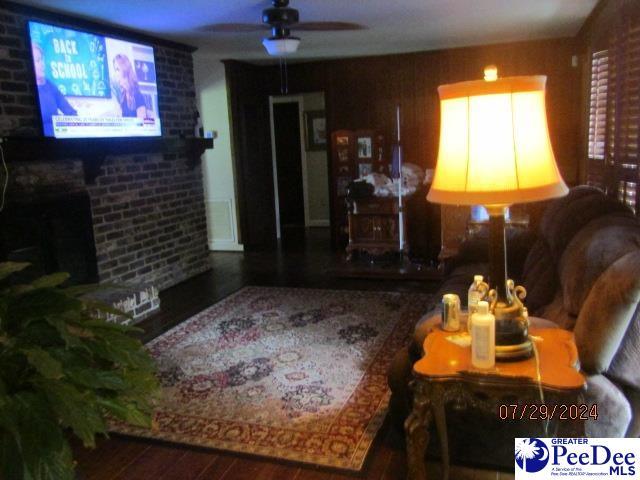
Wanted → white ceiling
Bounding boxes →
[13,0,598,62]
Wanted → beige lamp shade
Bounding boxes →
[427,74,568,206]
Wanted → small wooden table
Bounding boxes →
[346,197,408,260]
[405,326,586,480]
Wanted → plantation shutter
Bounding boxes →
[609,11,640,213]
[586,50,609,188]
[586,1,640,214]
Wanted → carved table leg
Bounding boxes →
[406,380,433,480]
[346,245,354,262]
[431,384,449,480]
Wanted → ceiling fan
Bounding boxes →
[200,0,365,56]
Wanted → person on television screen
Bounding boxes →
[112,54,147,119]
[32,43,77,136]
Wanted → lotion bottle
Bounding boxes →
[467,275,487,332]
[468,275,484,312]
[471,301,495,369]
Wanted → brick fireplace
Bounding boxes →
[0,4,212,322]
[0,187,98,285]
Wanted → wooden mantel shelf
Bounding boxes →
[0,136,214,184]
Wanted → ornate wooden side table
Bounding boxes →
[346,197,408,260]
[405,327,586,480]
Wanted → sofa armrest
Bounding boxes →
[585,374,632,437]
[409,311,441,360]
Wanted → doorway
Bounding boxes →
[273,102,305,230]
[269,94,330,251]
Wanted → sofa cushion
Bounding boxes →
[521,239,557,315]
[539,186,602,252]
[559,214,640,316]
[608,298,640,390]
[539,294,576,330]
[621,386,640,437]
[585,374,632,437]
[544,192,633,262]
[539,186,601,230]
[574,251,640,380]
[436,262,488,306]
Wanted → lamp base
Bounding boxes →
[483,205,534,361]
[496,340,533,360]
[493,304,532,361]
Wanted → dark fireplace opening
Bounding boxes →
[0,191,98,285]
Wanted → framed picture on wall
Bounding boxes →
[336,135,349,146]
[358,163,373,177]
[357,136,372,158]
[305,110,326,151]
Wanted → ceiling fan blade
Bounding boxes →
[294,21,366,31]
[198,23,269,33]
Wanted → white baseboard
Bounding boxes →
[307,219,330,227]
[208,241,244,252]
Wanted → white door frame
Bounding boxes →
[268,95,310,239]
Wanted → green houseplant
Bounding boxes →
[0,262,159,480]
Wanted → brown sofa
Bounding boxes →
[388,186,640,439]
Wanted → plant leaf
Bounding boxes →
[0,262,30,281]
[15,322,62,348]
[0,269,159,477]
[37,380,106,448]
[31,439,75,480]
[89,331,154,370]
[9,289,82,326]
[2,283,35,296]
[62,284,101,297]
[43,316,92,350]
[31,273,71,290]
[22,347,64,379]
[97,397,153,428]
[83,317,140,334]
[10,392,72,479]
[65,366,127,391]
[0,430,24,480]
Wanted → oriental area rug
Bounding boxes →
[111,286,434,470]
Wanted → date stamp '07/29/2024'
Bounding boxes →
[498,403,599,421]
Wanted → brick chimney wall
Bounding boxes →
[0,6,210,291]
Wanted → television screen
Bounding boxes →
[28,21,162,138]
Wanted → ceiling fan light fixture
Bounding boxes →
[262,36,300,56]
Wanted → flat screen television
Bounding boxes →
[28,20,162,139]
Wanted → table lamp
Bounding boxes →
[427,66,568,360]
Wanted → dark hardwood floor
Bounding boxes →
[72,228,508,479]
[136,227,439,345]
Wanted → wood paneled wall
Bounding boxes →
[224,60,280,250]
[227,37,583,250]
[281,37,582,181]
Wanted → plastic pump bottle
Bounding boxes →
[467,275,485,331]
[471,301,495,369]
[468,275,485,313]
